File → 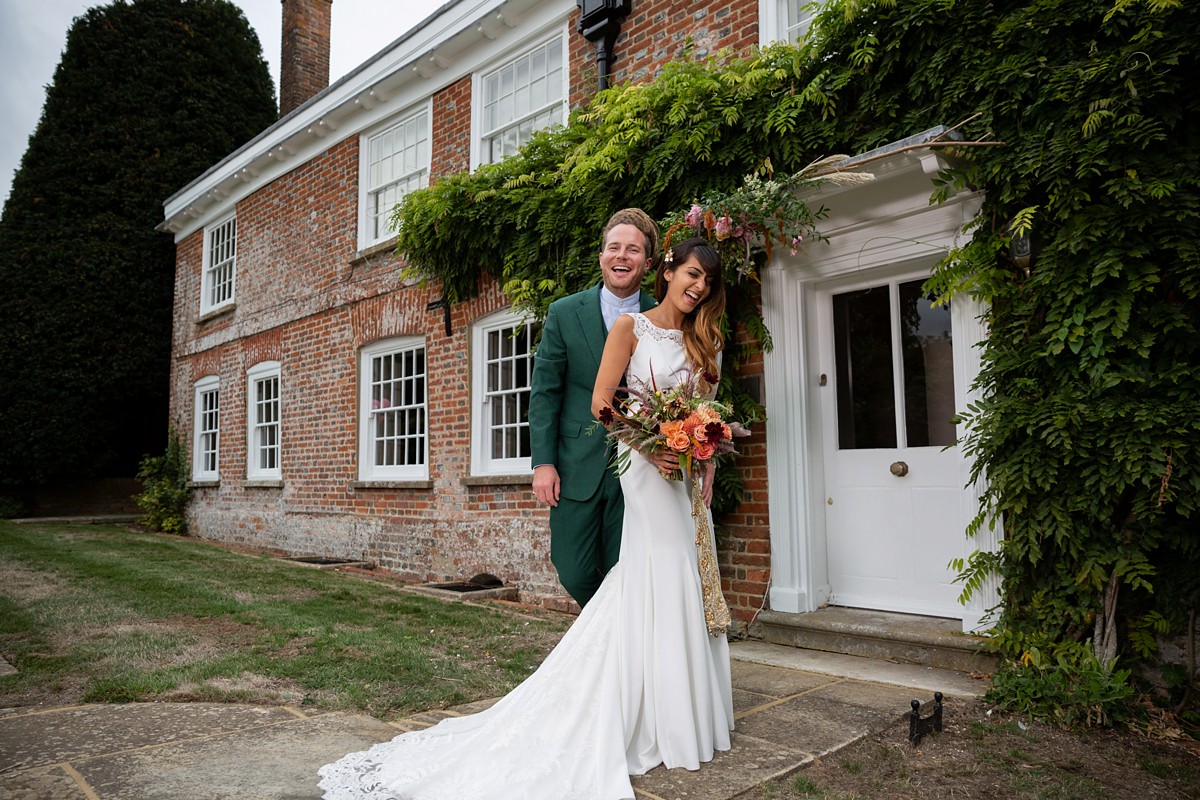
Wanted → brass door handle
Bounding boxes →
[890,461,909,477]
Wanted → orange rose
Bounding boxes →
[693,442,716,461]
[660,421,692,452]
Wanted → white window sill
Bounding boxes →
[196,303,235,324]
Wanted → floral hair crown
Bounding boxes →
[663,249,674,264]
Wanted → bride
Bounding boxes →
[318,237,734,799]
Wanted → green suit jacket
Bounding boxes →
[529,283,656,502]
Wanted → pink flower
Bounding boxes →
[714,215,733,240]
[693,441,716,461]
[685,204,704,229]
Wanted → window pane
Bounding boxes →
[205,217,236,308]
[480,38,564,164]
[479,319,535,464]
[899,280,956,447]
[369,345,427,468]
[366,111,430,242]
[833,287,897,449]
[198,387,219,474]
[786,0,817,42]
[251,375,280,474]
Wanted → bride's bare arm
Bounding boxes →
[591,315,637,419]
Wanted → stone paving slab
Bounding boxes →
[0,703,303,772]
[70,712,396,800]
[632,732,810,800]
[0,766,93,800]
[733,691,905,759]
[729,659,840,698]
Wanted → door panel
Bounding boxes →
[820,275,969,617]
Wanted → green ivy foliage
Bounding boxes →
[396,0,1198,720]
[0,0,277,490]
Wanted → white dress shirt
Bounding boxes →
[600,286,641,331]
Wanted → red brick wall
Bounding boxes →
[570,0,758,107]
[614,0,758,86]
[715,314,770,625]
[431,75,472,179]
[170,0,775,616]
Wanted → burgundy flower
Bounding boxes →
[702,421,726,445]
[598,407,614,425]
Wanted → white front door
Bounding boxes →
[816,271,971,617]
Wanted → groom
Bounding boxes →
[529,208,660,607]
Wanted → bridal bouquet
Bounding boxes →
[597,368,750,481]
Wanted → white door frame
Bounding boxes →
[761,147,1001,632]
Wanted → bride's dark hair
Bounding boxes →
[655,237,725,378]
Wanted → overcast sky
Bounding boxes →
[0,0,448,206]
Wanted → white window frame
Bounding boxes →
[471,310,537,476]
[358,102,432,250]
[246,361,282,480]
[200,213,236,314]
[471,30,568,168]
[760,0,820,45]
[359,337,429,481]
[192,375,220,481]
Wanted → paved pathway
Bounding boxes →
[0,642,985,799]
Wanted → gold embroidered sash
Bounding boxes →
[690,474,731,637]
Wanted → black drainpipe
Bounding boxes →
[577,0,632,92]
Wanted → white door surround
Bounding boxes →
[761,145,1001,633]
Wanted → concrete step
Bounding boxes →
[757,607,998,674]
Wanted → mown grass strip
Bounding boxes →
[0,521,569,716]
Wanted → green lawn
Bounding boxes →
[0,521,570,717]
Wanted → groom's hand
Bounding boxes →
[533,465,561,507]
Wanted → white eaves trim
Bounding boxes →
[160,0,575,242]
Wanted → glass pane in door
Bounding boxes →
[898,281,956,447]
[832,286,896,449]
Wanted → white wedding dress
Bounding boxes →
[318,313,734,799]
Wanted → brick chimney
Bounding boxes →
[280,0,332,116]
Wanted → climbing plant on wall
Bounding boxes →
[397,0,1199,725]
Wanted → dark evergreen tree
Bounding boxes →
[0,0,276,499]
